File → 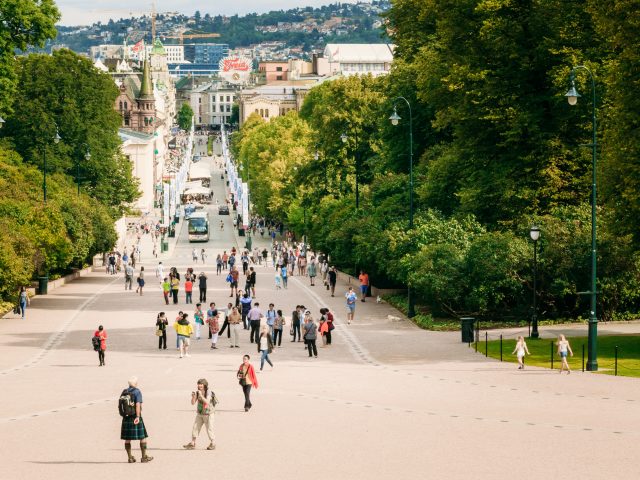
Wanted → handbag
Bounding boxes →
[155,328,163,337]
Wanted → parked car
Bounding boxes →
[218,205,230,215]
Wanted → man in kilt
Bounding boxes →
[121,377,154,463]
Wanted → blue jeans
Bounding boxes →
[260,349,273,370]
[20,301,27,318]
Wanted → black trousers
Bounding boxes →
[158,331,167,349]
[218,319,231,338]
[242,312,249,329]
[172,290,179,304]
[242,384,252,409]
[326,330,332,345]
[292,322,301,341]
[250,320,260,343]
[307,339,317,357]
[199,288,206,302]
[98,350,105,365]
[273,328,282,346]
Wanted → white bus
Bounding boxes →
[188,211,210,242]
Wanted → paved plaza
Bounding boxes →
[1,151,638,480]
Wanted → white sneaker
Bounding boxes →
[179,354,183,358]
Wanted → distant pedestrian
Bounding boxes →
[274,270,282,290]
[192,248,198,263]
[345,286,357,324]
[280,266,288,289]
[171,275,180,304]
[307,257,317,286]
[318,314,329,347]
[247,267,257,297]
[17,286,29,319]
[237,355,259,412]
[358,270,369,301]
[248,302,263,344]
[273,309,285,347]
[200,248,207,264]
[183,379,216,451]
[227,306,242,348]
[156,312,168,350]
[207,309,220,349]
[155,262,164,282]
[216,254,223,275]
[258,325,274,370]
[198,272,208,302]
[291,305,302,342]
[161,277,170,305]
[174,313,194,358]
[120,376,153,463]
[185,277,193,304]
[321,308,334,345]
[125,264,134,290]
[136,266,145,295]
[240,291,252,330]
[512,336,531,369]
[557,334,573,374]
[229,267,239,297]
[303,311,318,358]
[93,325,107,366]
[328,266,337,296]
[194,304,205,340]
[265,303,277,339]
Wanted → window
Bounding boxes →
[265,109,269,118]
[260,109,264,117]
[212,105,216,112]
[276,66,283,72]
[119,101,123,110]
[124,116,130,126]
[276,75,283,81]
[199,98,202,104]
[144,117,149,126]
[255,109,259,114]
[220,96,224,102]
[226,95,230,102]
[124,101,128,110]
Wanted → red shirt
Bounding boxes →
[94,330,107,350]
[185,281,193,293]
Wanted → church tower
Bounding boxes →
[136,59,156,133]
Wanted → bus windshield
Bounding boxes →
[188,218,208,234]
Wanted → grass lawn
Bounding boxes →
[472,334,640,378]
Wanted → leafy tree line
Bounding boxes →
[232,0,640,321]
[0,2,139,301]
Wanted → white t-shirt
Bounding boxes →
[259,336,269,351]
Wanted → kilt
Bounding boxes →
[121,416,149,440]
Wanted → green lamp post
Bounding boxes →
[43,125,62,203]
[565,65,598,371]
[389,96,415,319]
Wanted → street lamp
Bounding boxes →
[77,147,91,196]
[340,131,360,208]
[565,65,598,371]
[390,96,415,318]
[43,125,62,203]
[529,226,540,339]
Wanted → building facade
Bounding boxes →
[323,43,395,77]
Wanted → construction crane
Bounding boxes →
[162,32,221,44]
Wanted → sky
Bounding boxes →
[57,0,363,26]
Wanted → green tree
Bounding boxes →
[0,0,59,115]
[177,102,194,131]
[3,49,139,214]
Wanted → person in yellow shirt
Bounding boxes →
[174,313,194,358]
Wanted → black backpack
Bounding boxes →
[91,335,101,351]
[118,389,137,417]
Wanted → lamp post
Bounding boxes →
[341,130,359,209]
[389,96,415,318]
[529,226,540,339]
[43,125,62,203]
[565,65,598,371]
[77,147,90,196]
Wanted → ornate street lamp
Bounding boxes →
[565,65,598,371]
[43,125,61,203]
[389,96,415,318]
[529,226,541,339]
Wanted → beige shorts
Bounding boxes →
[179,335,191,347]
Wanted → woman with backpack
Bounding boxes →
[17,286,29,319]
[183,378,216,451]
[93,325,107,366]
